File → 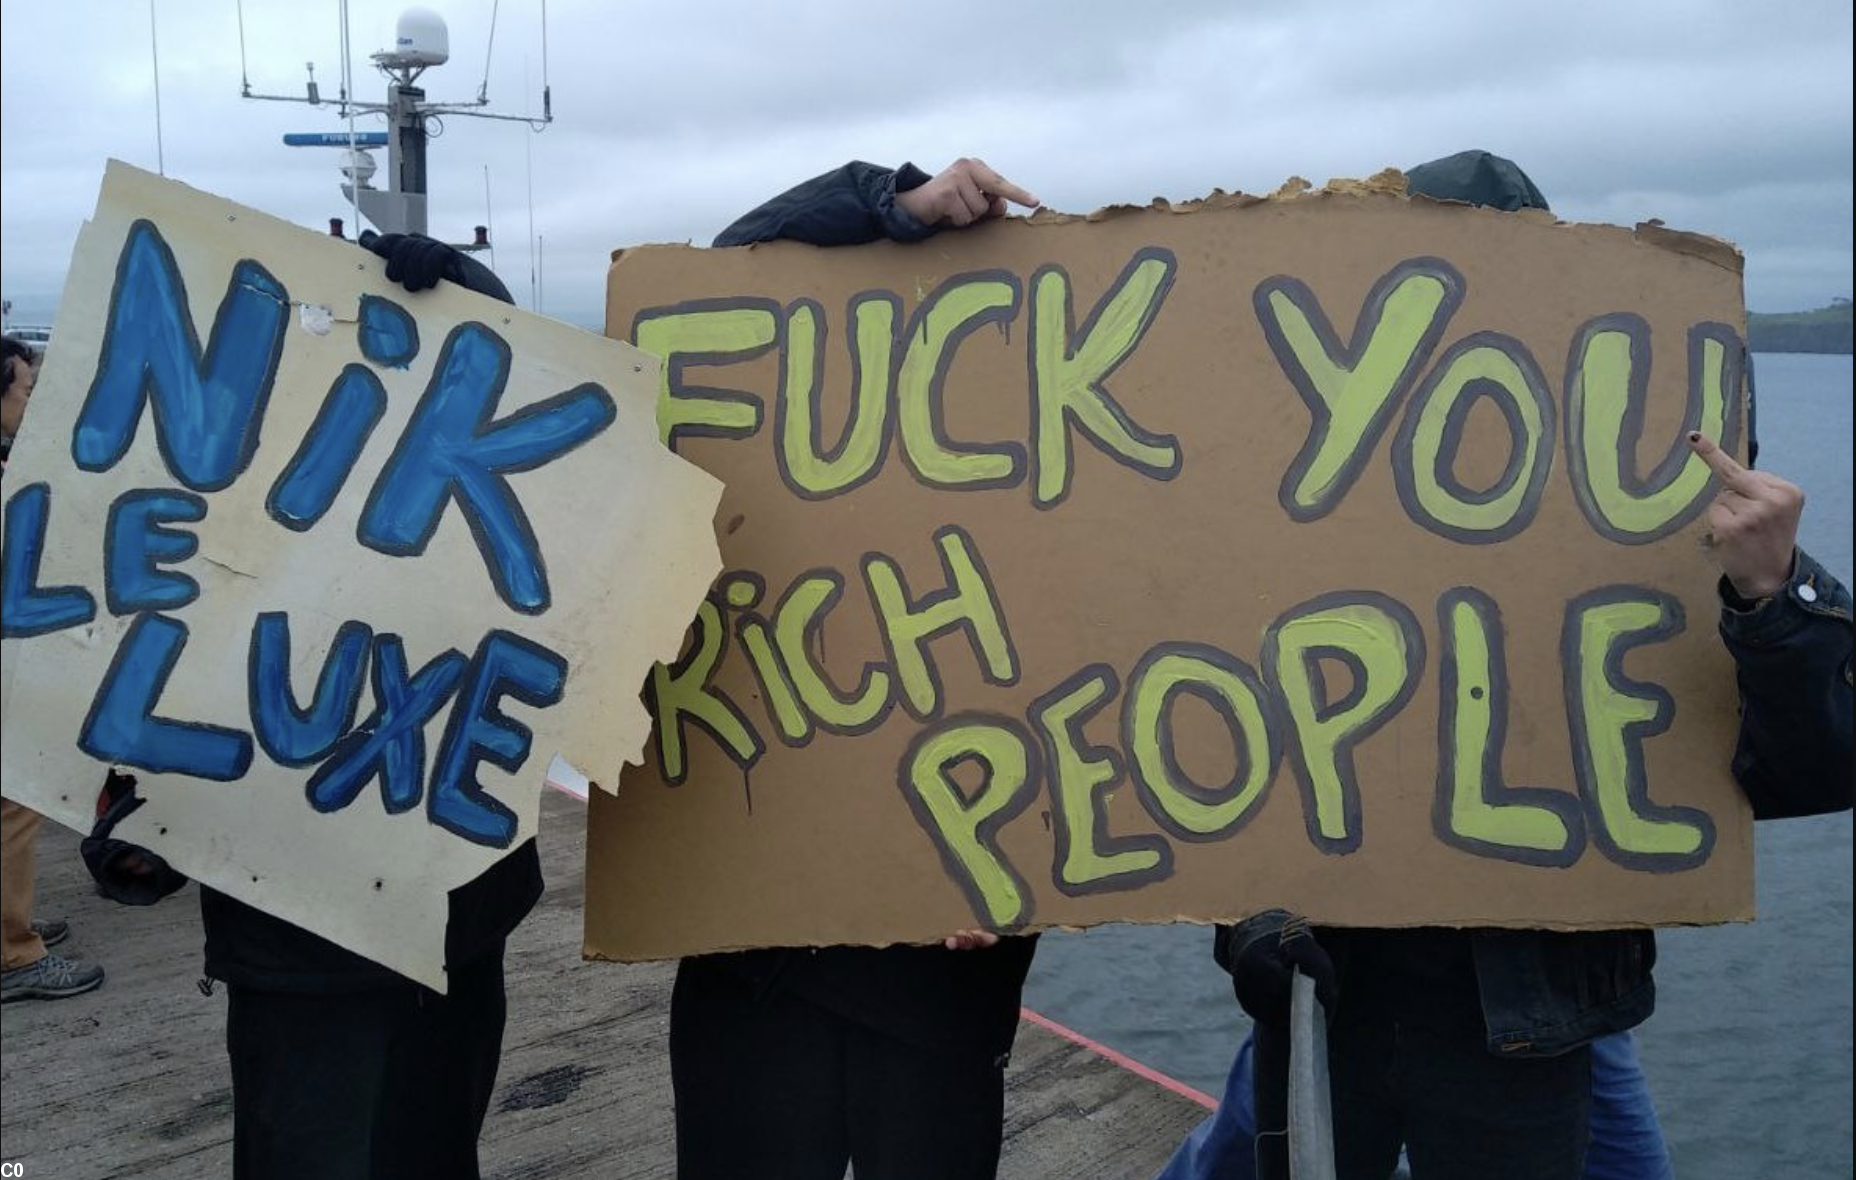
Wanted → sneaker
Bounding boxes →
[0,953,106,1002]
[30,918,70,948]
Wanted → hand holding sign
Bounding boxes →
[1221,914,1339,1028]
[1687,432,1802,600]
[361,231,457,292]
[942,928,1001,951]
[897,157,1040,228]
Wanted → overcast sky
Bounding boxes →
[2,0,1850,326]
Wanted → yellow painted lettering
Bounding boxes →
[737,615,813,745]
[1256,260,1463,520]
[1029,252,1180,507]
[898,716,1038,928]
[649,599,763,783]
[1031,667,1169,894]
[1124,644,1278,840]
[1435,589,1582,865]
[1264,593,1425,853]
[771,573,893,735]
[1565,318,1743,543]
[864,527,1017,719]
[777,296,895,499]
[896,274,1024,489]
[634,301,778,449]
[1564,588,1714,869]
[1394,335,1553,543]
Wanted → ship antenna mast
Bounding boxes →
[238,3,555,241]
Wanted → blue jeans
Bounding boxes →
[1584,1031,1674,1180]
[1153,1030,1671,1180]
[1153,1036,1258,1180]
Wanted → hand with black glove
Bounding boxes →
[82,775,191,906]
[360,230,460,292]
[1214,909,1339,1026]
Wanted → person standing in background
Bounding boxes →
[3,333,110,1004]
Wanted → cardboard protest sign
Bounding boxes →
[0,162,722,990]
[586,176,1756,963]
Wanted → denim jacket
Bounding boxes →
[1224,548,1853,1057]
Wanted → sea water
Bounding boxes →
[1022,352,1855,1179]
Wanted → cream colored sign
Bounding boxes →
[0,162,722,990]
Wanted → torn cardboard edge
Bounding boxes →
[610,169,1742,278]
[580,909,1755,967]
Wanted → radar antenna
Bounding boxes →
[238,3,554,240]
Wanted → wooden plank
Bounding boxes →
[1,793,1208,1178]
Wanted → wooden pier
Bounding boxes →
[1,792,1209,1178]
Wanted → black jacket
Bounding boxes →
[690,160,1037,1058]
[201,841,543,993]
[713,161,939,249]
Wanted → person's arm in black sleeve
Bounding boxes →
[1720,548,1853,817]
[714,161,937,248]
[714,157,1040,249]
[1688,433,1853,818]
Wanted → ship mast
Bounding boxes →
[240,4,552,240]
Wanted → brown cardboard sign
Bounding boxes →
[588,185,1753,962]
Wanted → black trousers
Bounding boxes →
[224,952,508,1180]
[1254,932,1592,1180]
[670,956,1009,1180]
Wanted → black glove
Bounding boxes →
[361,230,459,292]
[82,776,190,906]
[1215,910,1338,1026]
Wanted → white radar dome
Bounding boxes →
[340,148,378,187]
[394,8,450,66]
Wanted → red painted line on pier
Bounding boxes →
[1021,1007,1218,1110]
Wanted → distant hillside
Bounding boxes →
[1747,300,1853,354]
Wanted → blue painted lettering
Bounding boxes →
[358,323,617,613]
[73,220,288,491]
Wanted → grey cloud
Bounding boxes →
[3,0,1849,323]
